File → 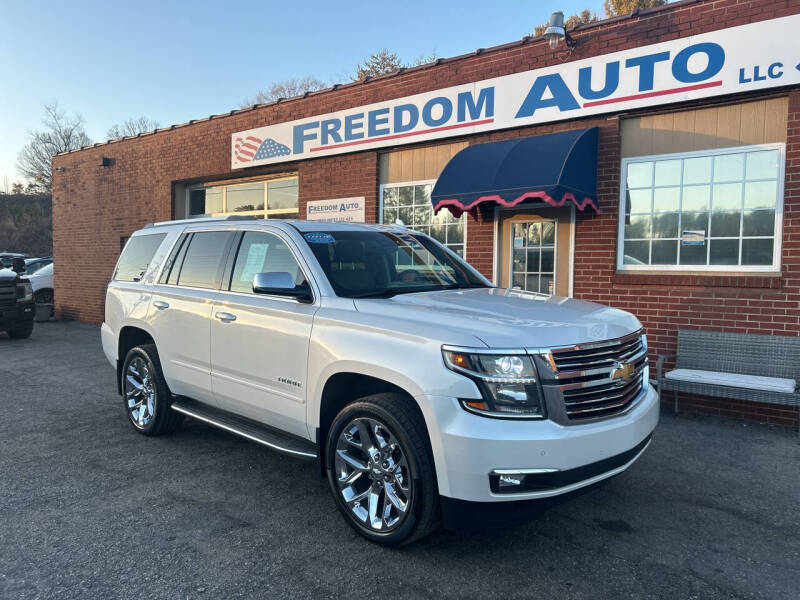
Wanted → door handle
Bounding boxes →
[215,311,237,323]
[153,300,169,310]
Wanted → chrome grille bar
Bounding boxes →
[547,330,648,422]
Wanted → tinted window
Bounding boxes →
[177,232,233,289]
[114,234,166,282]
[229,231,305,293]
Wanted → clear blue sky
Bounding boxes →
[0,0,605,187]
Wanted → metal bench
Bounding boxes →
[657,329,800,433]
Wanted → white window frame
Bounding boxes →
[378,179,467,257]
[185,175,299,219]
[617,143,785,273]
[508,218,558,295]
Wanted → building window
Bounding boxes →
[186,176,298,219]
[511,220,556,294]
[380,181,465,256]
[618,145,784,271]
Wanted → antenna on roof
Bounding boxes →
[394,218,406,228]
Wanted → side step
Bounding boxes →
[171,397,318,460]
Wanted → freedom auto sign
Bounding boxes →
[232,15,800,169]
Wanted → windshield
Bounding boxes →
[25,260,51,275]
[302,229,490,298]
[34,263,53,276]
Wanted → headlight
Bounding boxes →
[16,281,33,302]
[442,348,545,418]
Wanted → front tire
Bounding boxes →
[325,393,439,546]
[121,344,182,436]
[7,320,34,339]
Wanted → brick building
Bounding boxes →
[53,0,800,426]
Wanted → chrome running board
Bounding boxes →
[171,397,318,460]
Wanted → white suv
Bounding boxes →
[102,216,659,545]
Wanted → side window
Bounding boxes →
[176,232,234,289]
[114,233,167,282]
[229,231,305,294]
[159,234,189,284]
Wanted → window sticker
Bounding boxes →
[240,243,269,282]
[681,230,705,246]
[304,232,335,244]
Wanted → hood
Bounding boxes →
[0,268,19,283]
[354,287,641,349]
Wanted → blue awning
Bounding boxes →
[431,127,599,218]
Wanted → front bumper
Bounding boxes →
[0,302,35,328]
[420,383,659,504]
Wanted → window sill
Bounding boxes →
[613,271,782,289]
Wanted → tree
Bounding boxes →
[17,102,92,193]
[106,116,160,140]
[604,0,667,17]
[352,49,438,81]
[353,49,404,80]
[534,9,598,36]
[0,191,53,256]
[410,50,439,67]
[240,76,327,107]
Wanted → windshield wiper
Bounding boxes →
[349,287,434,299]
[349,283,486,299]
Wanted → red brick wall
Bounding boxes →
[299,153,379,222]
[52,0,799,426]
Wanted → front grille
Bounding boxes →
[550,331,647,421]
[0,283,16,308]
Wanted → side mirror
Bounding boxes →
[11,257,25,274]
[253,272,313,303]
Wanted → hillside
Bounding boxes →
[0,193,52,257]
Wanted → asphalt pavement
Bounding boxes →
[1,321,798,599]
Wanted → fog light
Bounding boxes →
[498,474,523,489]
[490,468,560,493]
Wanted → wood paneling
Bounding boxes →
[621,97,788,157]
[378,141,468,184]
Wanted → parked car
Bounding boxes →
[24,256,53,276]
[0,257,35,338]
[101,217,659,545]
[27,262,54,305]
[0,252,28,269]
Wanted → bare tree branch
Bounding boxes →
[604,0,666,18]
[106,116,160,140]
[16,102,92,193]
[240,76,327,108]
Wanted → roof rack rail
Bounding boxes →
[142,215,259,228]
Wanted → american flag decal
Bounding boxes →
[234,136,291,163]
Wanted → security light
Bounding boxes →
[544,11,575,50]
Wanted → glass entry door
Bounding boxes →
[510,220,557,294]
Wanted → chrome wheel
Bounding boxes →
[125,356,156,428]
[334,417,412,532]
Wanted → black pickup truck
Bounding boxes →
[0,258,35,339]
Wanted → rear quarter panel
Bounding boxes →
[103,228,180,364]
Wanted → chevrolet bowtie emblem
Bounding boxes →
[611,361,635,381]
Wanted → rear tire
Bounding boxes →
[121,344,183,436]
[325,393,439,546]
[7,320,34,339]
